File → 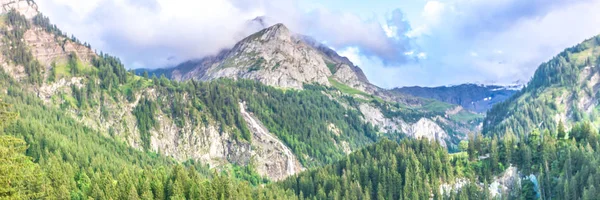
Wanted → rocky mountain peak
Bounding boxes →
[143,22,381,92]
[254,23,291,43]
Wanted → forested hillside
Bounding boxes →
[278,139,489,200]
[484,35,600,136]
[0,6,378,179]
[0,90,296,199]
[273,120,600,200]
[0,0,482,186]
[5,0,600,199]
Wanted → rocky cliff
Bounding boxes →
[166,24,333,89]
[146,23,377,93]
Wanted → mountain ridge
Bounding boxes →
[394,83,518,113]
[483,34,600,136]
[140,23,376,93]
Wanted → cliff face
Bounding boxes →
[153,23,378,93]
[239,102,303,181]
[168,24,333,90]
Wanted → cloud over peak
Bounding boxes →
[38,0,416,69]
[36,0,600,87]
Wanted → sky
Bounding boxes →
[36,0,600,88]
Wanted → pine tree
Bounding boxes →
[127,186,140,200]
[558,120,566,139]
[0,136,46,199]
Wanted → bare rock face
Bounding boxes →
[173,24,334,89]
[400,118,448,147]
[333,64,371,92]
[25,28,96,69]
[358,103,449,147]
[489,166,520,197]
[162,23,378,92]
[239,102,303,180]
[149,111,252,166]
[161,23,388,98]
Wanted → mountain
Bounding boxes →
[141,23,377,94]
[4,1,600,199]
[0,0,480,184]
[0,1,309,181]
[393,84,519,113]
[484,35,600,136]
[141,23,486,150]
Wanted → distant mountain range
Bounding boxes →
[393,84,520,113]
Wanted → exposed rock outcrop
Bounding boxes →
[489,166,520,198]
[239,102,303,180]
[25,28,96,69]
[170,24,334,90]
[358,103,449,147]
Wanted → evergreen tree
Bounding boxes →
[557,120,566,139]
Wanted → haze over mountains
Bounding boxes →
[3,0,600,199]
[394,84,520,113]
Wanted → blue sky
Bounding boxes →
[37,0,600,87]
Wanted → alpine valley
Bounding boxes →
[2,0,600,199]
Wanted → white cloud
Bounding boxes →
[337,47,363,67]
[407,0,600,86]
[422,1,445,24]
[35,0,600,87]
[36,0,415,69]
[37,0,264,68]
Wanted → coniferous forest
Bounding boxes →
[2,1,600,200]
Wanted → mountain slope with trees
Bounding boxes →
[484,35,600,136]
[2,0,600,199]
[140,22,484,151]
[0,0,482,182]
